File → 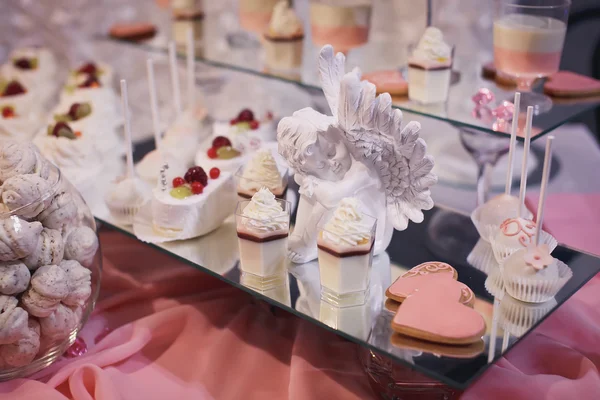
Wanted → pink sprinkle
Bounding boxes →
[64,337,87,358]
[471,88,494,106]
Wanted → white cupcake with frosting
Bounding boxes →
[236,150,287,199]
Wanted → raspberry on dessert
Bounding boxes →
[184,166,208,186]
[237,109,254,122]
[77,62,97,75]
[212,136,232,150]
[230,118,238,125]
[14,58,33,70]
[191,181,204,194]
[207,147,218,159]
[172,177,185,187]
[249,120,259,130]
[68,103,81,120]
[1,107,15,119]
[209,168,220,179]
[79,75,101,88]
[2,81,26,97]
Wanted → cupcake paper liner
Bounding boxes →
[492,230,558,264]
[484,268,505,299]
[499,295,557,337]
[467,238,499,275]
[501,259,572,303]
[106,200,147,226]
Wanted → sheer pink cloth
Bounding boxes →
[0,210,598,399]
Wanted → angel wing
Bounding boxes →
[318,45,346,119]
[333,64,438,231]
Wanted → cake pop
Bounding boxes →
[104,79,150,225]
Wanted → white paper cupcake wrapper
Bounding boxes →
[499,295,557,337]
[484,268,505,299]
[492,231,558,264]
[501,259,572,303]
[467,238,499,275]
[106,200,147,226]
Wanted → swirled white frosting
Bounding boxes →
[322,198,372,247]
[411,27,452,65]
[240,150,282,192]
[268,1,304,38]
[242,188,288,232]
[35,135,100,172]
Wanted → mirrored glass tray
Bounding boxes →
[92,184,600,390]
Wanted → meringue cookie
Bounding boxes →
[63,226,98,267]
[39,303,80,341]
[0,295,28,344]
[0,216,43,262]
[0,262,30,295]
[0,142,49,183]
[36,190,78,231]
[20,264,69,317]
[59,260,92,307]
[0,174,52,218]
[22,228,64,270]
[0,318,40,368]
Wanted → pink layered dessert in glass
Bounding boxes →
[239,0,279,34]
[494,14,566,79]
[309,0,371,53]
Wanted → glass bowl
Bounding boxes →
[0,145,101,380]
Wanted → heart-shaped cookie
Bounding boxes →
[385,262,474,307]
[391,333,484,359]
[544,71,600,98]
[391,276,486,345]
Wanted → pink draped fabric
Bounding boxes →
[0,208,599,399]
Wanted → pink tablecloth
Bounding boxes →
[0,228,598,399]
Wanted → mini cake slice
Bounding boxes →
[152,165,235,239]
[264,1,304,70]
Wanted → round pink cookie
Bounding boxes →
[362,70,408,96]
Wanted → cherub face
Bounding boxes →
[302,128,352,182]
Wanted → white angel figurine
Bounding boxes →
[277,45,437,264]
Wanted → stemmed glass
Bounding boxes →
[493,0,570,114]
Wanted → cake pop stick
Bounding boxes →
[504,92,521,195]
[186,27,195,109]
[120,79,134,178]
[146,58,162,155]
[517,106,534,218]
[534,136,554,246]
[168,41,182,116]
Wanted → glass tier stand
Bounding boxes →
[92,184,600,390]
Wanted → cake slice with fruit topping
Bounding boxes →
[1,48,57,98]
[150,165,236,240]
[0,78,39,117]
[69,61,114,87]
[34,121,103,192]
[195,134,248,174]
[224,108,276,143]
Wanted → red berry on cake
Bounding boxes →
[1,106,15,119]
[209,168,220,179]
[207,147,218,159]
[230,118,238,125]
[212,136,232,149]
[2,81,26,97]
[184,166,208,186]
[14,58,33,70]
[79,75,101,88]
[249,120,259,130]
[78,62,97,75]
[191,181,204,194]
[237,109,254,122]
[172,177,185,187]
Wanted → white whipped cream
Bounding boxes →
[240,150,282,192]
[322,198,372,247]
[35,135,99,170]
[268,1,303,38]
[242,187,288,232]
[411,27,452,64]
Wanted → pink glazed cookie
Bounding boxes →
[544,71,600,98]
[386,262,474,307]
[391,276,486,345]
